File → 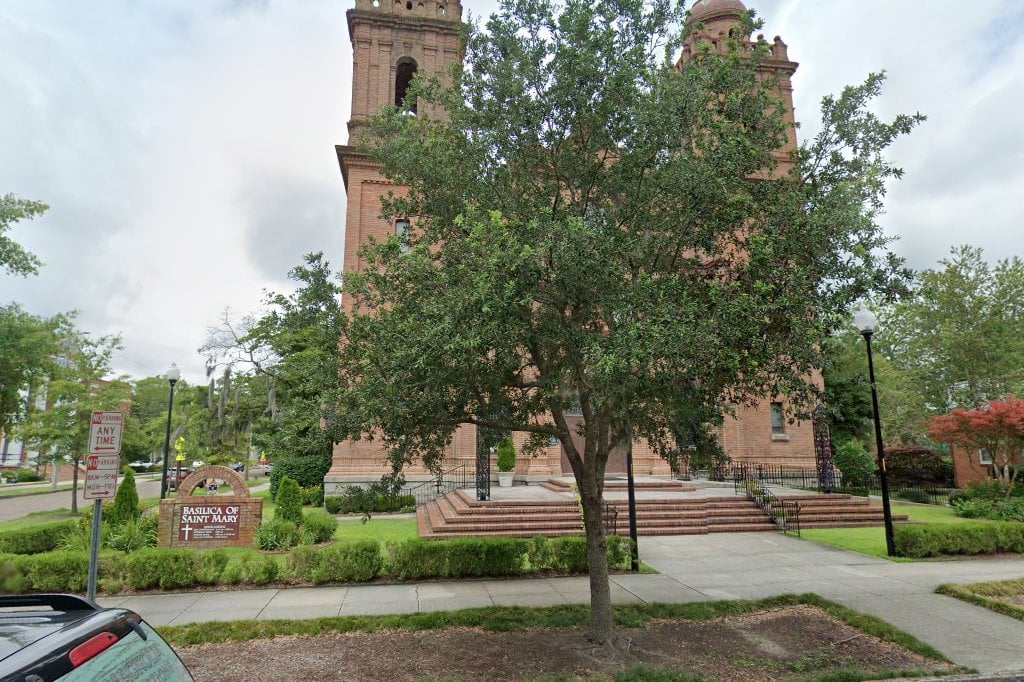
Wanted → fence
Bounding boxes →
[400,464,471,507]
[733,466,801,536]
[680,461,957,505]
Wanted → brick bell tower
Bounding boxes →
[326,0,468,493]
[680,0,824,470]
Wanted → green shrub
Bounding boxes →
[237,552,279,585]
[955,498,1024,521]
[607,535,631,568]
[300,485,325,507]
[0,519,79,555]
[962,480,1024,502]
[885,446,953,487]
[274,477,303,524]
[25,551,89,592]
[268,453,332,497]
[948,489,968,506]
[549,537,589,572]
[107,468,141,526]
[387,538,528,580]
[15,468,43,483]
[255,519,301,551]
[197,549,229,584]
[895,488,933,504]
[290,541,383,584]
[895,522,1024,558]
[387,539,449,580]
[335,483,415,514]
[0,553,30,593]
[125,549,200,590]
[496,437,516,473]
[301,510,339,544]
[107,517,157,552]
[324,496,343,514]
[833,438,875,485]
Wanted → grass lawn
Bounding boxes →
[801,502,995,560]
[0,482,77,498]
[0,508,79,532]
[333,517,418,544]
[937,577,1024,622]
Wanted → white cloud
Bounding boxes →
[1,0,1021,382]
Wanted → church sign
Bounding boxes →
[157,465,262,549]
[176,504,242,542]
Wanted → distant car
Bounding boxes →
[229,462,245,472]
[128,461,151,472]
[0,593,193,680]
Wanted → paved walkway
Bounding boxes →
[98,532,1024,675]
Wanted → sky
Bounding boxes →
[2,0,1023,386]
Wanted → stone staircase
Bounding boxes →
[417,486,910,539]
[777,493,911,529]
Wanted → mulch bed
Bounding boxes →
[176,605,954,681]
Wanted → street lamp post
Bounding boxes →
[159,363,181,500]
[854,308,896,556]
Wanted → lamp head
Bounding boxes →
[166,362,181,384]
[853,307,877,334]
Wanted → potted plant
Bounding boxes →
[496,437,516,487]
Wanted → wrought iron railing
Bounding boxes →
[400,464,470,507]
[602,501,618,537]
[734,465,801,536]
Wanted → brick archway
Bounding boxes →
[175,465,250,498]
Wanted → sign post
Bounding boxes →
[85,411,124,601]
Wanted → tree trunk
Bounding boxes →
[70,458,79,515]
[579,481,615,646]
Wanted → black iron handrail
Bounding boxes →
[401,464,470,507]
[734,465,801,536]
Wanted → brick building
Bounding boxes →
[325,0,822,493]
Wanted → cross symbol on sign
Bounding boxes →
[182,523,194,540]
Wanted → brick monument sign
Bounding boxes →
[157,465,262,549]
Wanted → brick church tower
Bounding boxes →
[326,0,472,492]
[326,0,822,493]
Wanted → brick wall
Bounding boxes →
[157,466,263,550]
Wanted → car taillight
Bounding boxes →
[69,632,119,667]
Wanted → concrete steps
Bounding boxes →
[417,484,912,539]
[419,489,778,538]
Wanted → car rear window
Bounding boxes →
[61,620,192,681]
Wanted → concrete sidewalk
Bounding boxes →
[99,533,1024,676]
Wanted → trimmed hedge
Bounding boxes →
[288,541,383,584]
[895,522,1024,558]
[1,534,637,594]
[388,537,528,580]
[0,519,79,555]
[326,489,417,515]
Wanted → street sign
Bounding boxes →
[88,411,125,455]
[84,453,120,499]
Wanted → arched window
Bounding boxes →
[395,219,410,253]
[395,59,418,113]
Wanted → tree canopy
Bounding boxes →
[875,245,1024,443]
[0,193,47,277]
[928,396,1024,495]
[338,0,920,645]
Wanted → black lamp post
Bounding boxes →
[854,308,896,556]
[159,363,181,500]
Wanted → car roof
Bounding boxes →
[0,596,100,659]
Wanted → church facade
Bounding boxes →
[326,0,822,493]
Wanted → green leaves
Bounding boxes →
[0,193,48,277]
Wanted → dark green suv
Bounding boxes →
[0,594,193,681]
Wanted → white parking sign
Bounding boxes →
[88,411,124,455]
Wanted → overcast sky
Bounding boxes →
[2,0,1023,385]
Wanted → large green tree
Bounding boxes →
[0,193,47,277]
[337,0,919,647]
[201,253,344,491]
[0,304,70,434]
[21,333,131,514]
[876,245,1024,435]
